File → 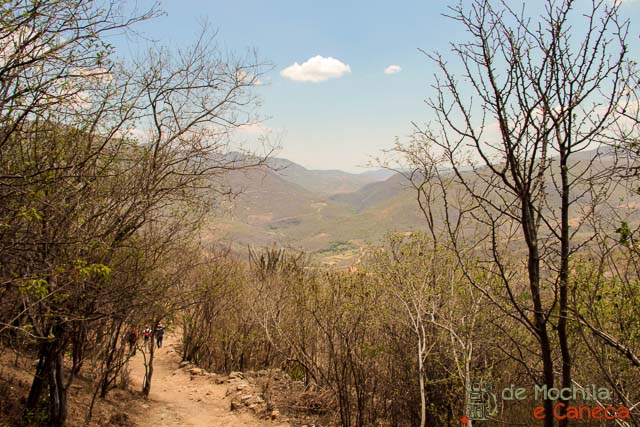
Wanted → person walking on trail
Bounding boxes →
[155,323,165,349]
[143,324,151,349]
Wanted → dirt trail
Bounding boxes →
[129,335,288,427]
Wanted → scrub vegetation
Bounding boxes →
[1,0,640,426]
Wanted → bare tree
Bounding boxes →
[398,0,631,425]
[0,2,271,424]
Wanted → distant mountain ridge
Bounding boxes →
[329,173,408,212]
[211,149,639,267]
[266,157,395,196]
[212,156,408,265]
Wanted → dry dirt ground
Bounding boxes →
[0,335,294,427]
[128,335,290,427]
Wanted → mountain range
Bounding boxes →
[210,151,639,266]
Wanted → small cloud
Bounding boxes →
[281,55,351,82]
[384,65,402,75]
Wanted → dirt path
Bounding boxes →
[129,335,289,427]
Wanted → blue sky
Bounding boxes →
[115,0,640,173]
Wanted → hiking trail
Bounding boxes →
[129,335,289,427]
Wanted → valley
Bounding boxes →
[213,157,421,265]
[213,151,640,266]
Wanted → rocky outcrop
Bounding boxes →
[175,362,292,422]
[225,370,290,421]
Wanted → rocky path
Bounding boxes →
[129,335,289,427]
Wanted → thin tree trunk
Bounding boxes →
[26,342,51,411]
[557,147,572,427]
[464,358,472,427]
[100,321,124,398]
[523,201,555,427]
[418,338,426,427]
[26,331,70,426]
[142,331,156,397]
[49,346,68,427]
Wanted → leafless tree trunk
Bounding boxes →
[397,0,630,424]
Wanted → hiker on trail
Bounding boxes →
[143,324,151,349]
[128,327,139,355]
[155,322,165,349]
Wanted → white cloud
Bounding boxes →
[280,55,351,82]
[384,65,402,75]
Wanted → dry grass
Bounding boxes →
[257,371,336,427]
